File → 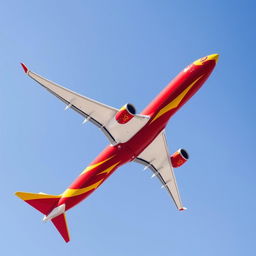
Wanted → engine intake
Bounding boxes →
[115,103,136,124]
[170,148,189,168]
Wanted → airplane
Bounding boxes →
[16,54,219,242]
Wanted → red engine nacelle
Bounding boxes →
[115,103,136,124]
[170,149,189,168]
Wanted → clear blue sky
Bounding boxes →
[1,0,255,255]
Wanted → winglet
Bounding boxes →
[179,207,187,211]
[20,63,28,74]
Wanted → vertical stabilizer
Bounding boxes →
[52,213,70,243]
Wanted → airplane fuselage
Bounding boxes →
[58,55,218,210]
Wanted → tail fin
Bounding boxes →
[15,192,61,215]
[52,213,70,242]
[15,191,70,242]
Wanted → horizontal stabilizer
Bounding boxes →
[15,192,61,215]
[52,213,70,243]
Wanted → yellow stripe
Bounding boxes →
[97,162,120,175]
[62,162,120,198]
[80,155,115,175]
[151,75,204,123]
[15,192,61,201]
[62,179,104,198]
[193,58,207,66]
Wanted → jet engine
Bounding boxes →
[170,149,189,168]
[115,103,136,124]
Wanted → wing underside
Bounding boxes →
[135,131,186,211]
[22,64,149,144]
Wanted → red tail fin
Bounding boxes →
[52,213,70,243]
[15,192,61,215]
[15,191,70,242]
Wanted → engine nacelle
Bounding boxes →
[115,103,136,124]
[170,148,189,168]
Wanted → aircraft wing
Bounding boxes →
[135,130,186,211]
[21,64,149,144]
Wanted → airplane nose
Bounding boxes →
[207,53,219,63]
[193,53,219,66]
